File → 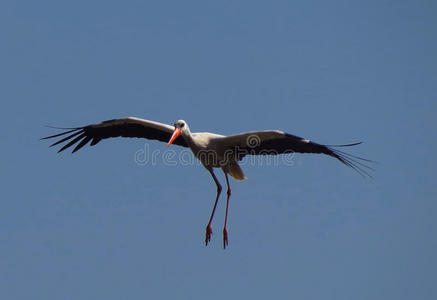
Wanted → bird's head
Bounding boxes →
[167,120,189,147]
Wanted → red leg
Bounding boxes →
[205,168,222,246]
[223,172,231,249]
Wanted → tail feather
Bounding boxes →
[227,162,247,181]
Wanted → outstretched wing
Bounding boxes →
[217,130,373,178]
[42,117,188,153]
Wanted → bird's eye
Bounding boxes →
[180,123,185,128]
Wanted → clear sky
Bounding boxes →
[1,1,436,299]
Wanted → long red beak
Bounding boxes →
[167,128,181,147]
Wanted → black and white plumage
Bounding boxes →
[42,117,372,248]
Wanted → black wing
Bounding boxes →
[219,130,373,178]
[42,117,188,153]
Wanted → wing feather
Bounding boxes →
[72,136,92,153]
[49,130,84,147]
[218,130,373,178]
[42,117,188,153]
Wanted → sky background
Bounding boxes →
[1,1,436,299]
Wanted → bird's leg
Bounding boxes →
[223,172,232,249]
[205,169,222,246]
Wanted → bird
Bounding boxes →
[42,117,372,249]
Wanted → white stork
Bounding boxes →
[42,117,372,248]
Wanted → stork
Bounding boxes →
[42,117,372,248]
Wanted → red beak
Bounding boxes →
[167,128,181,147]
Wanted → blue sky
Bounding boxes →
[1,1,436,299]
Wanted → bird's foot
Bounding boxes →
[223,227,228,249]
[205,224,213,246]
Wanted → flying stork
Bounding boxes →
[42,117,372,249]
